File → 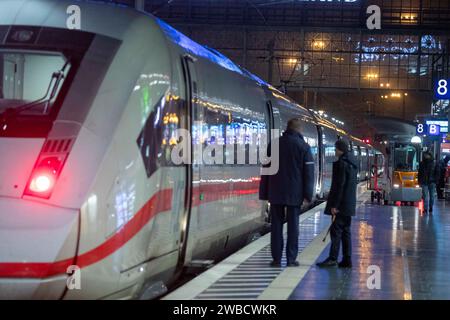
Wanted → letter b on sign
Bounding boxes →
[67,5,81,30]
[367,265,381,290]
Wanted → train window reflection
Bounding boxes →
[192,106,267,165]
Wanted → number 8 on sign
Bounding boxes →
[438,80,448,96]
[416,124,424,134]
[435,79,450,99]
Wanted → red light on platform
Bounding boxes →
[418,199,424,212]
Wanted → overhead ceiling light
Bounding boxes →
[312,40,325,50]
[366,73,379,79]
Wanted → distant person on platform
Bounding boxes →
[419,152,440,213]
[317,139,357,269]
[437,155,450,200]
[259,118,315,267]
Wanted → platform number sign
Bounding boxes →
[417,123,442,136]
[416,123,425,135]
[428,124,441,136]
[434,79,450,99]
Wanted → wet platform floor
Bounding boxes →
[290,199,450,300]
[165,192,450,300]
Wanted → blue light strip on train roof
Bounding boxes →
[156,18,268,86]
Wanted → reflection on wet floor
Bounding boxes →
[289,199,450,300]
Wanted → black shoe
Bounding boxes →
[429,207,433,213]
[287,261,300,267]
[338,260,352,268]
[316,258,338,267]
[270,260,281,267]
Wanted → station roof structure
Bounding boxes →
[100,0,450,137]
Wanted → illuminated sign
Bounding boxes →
[425,119,448,133]
[442,143,450,154]
[417,121,448,136]
[428,124,441,136]
[416,123,426,135]
[434,79,450,99]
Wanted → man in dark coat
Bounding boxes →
[317,139,358,268]
[418,151,440,213]
[437,155,450,200]
[259,118,315,267]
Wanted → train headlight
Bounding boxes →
[23,138,73,200]
[24,155,67,199]
[30,174,53,193]
[393,184,400,189]
[415,185,420,188]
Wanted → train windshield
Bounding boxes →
[0,50,70,116]
[0,26,106,138]
[394,145,419,172]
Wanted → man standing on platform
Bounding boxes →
[418,151,440,213]
[317,139,358,269]
[259,118,315,267]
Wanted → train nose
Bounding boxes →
[0,197,79,299]
[0,138,79,299]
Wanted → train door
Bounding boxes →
[361,146,368,179]
[321,126,338,197]
[352,144,362,181]
[272,104,281,131]
[176,55,198,269]
[315,125,324,199]
[302,121,320,200]
[262,101,280,223]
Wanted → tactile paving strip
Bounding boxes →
[195,211,330,300]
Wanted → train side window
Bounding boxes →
[361,147,367,157]
[136,93,186,176]
[198,103,267,166]
[137,95,165,178]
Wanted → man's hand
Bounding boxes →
[331,208,339,215]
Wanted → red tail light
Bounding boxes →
[24,139,73,199]
[30,173,54,193]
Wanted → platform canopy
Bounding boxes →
[366,116,417,144]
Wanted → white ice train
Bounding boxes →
[0,0,379,299]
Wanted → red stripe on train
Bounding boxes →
[0,180,259,278]
[0,189,173,278]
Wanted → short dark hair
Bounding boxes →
[335,139,349,153]
[287,118,302,131]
